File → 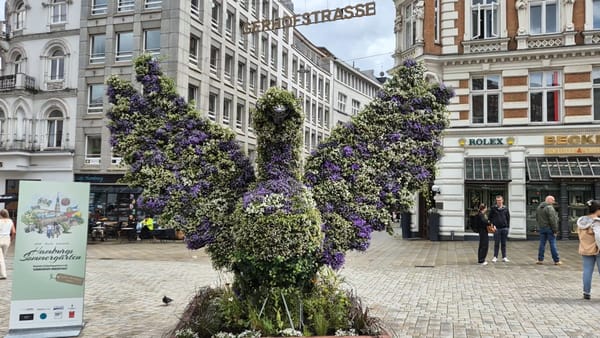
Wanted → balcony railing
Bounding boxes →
[0,74,36,92]
[0,133,73,152]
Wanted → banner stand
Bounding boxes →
[7,325,83,338]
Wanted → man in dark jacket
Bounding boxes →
[488,195,510,263]
[536,195,561,265]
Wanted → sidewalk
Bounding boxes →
[1,233,599,337]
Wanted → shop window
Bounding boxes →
[471,75,500,124]
[594,68,600,121]
[471,0,498,39]
[465,157,509,181]
[529,71,561,123]
[530,0,558,35]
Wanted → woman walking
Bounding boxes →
[576,200,600,300]
[474,203,489,265]
[0,208,16,280]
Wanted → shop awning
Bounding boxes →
[465,157,510,181]
[526,157,600,181]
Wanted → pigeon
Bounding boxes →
[162,295,173,306]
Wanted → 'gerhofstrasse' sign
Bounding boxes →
[242,2,376,34]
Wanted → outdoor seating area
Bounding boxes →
[88,220,180,243]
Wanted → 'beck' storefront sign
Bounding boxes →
[242,2,376,34]
[544,134,600,155]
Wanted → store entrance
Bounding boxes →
[464,184,507,232]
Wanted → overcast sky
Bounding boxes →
[292,0,396,75]
[0,1,396,73]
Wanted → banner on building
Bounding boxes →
[7,181,90,338]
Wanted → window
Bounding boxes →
[318,105,323,126]
[111,148,122,166]
[338,93,347,113]
[91,0,107,15]
[324,109,330,128]
[51,0,67,24]
[223,97,232,124]
[145,0,162,10]
[593,68,600,121]
[85,135,102,165]
[13,54,22,75]
[471,0,498,39]
[261,36,268,62]
[471,75,500,124]
[281,50,288,76]
[404,1,417,48]
[225,10,235,38]
[116,32,134,62]
[530,0,558,34]
[529,71,561,122]
[249,33,258,54]
[189,35,199,66]
[236,101,245,129]
[90,34,106,64]
[211,1,222,30]
[238,21,248,48]
[88,84,104,113]
[208,92,218,120]
[15,2,26,29]
[324,80,330,101]
[270,43,277,68]
[210,45,220,74]
[49,49,65,81]
[224,53,233,80]
[47,110,63,148]
[191,0,202,20]
[292,58,298,82]
[144,29,161,56]
[0,110,4,140]
[237,61,246,86]
[595,0,600,29]
[434,0,440,42]
[259,73,267,93]
[118,0,135,12]
[188,84,198,107]
[249,67,257,91]
[261,0,269,18]
[351,100,361,115]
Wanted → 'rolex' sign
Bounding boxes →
[243,2,376,34]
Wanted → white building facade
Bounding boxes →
[0,0,80,218]
[394,0,600,240]
[72,0,381,221]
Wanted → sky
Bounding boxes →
[291,0,396,76]
[0,0,396,74]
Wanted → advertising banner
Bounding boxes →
[7,181,90,337]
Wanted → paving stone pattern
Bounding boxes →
[1,231,600,337]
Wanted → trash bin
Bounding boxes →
[400,211,412,239]
[428,210,440,241]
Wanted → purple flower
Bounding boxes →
[342,146,354,157]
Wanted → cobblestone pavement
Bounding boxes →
[1,230,600,337]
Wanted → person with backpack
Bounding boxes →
[473,203,489,265]
[489,195,511,263]
[576,200,600,299]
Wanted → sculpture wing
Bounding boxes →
[304,60,453,269]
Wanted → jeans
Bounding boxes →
[493,227,509,258]
[538,227,560,262]
[478,229,489,263]
[582,255,600,295]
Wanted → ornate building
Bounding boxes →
[394,0,600,240]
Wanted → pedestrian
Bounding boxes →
[488,195,510,263]
[0,209,16,280]
[536,195,562,265]
[576,200,600,300]
[474,203,489,265]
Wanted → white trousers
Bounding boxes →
[0,236,11,278]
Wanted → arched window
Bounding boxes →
[49,49,65,81]
[13,54,22,74]
[15,2,26,30]
[47,110,63,147]
[0,110,5,141]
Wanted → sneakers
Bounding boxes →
[479,261,488,266]
[503,257,510,262]
[554,261,563,265]
[536,261,544,265]
[492,257,498,263]
[584,293,591,300]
